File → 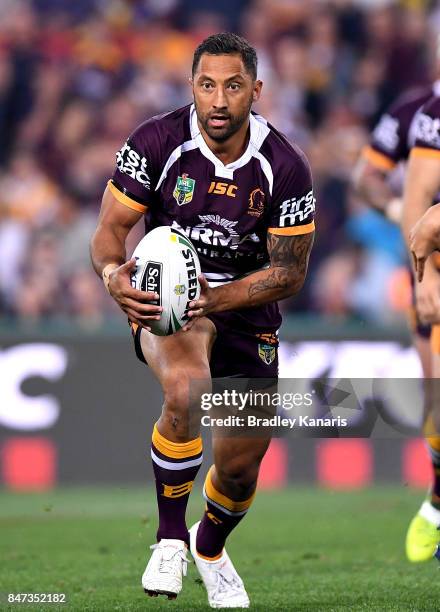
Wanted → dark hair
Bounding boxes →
[192,32,258,80]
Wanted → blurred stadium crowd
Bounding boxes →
[0,0,438,328]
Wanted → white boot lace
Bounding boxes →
[150,543,190,577]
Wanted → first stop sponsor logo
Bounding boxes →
[116,142,150,189]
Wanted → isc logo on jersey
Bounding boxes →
[116,142,150,188]
[279,190,315,227]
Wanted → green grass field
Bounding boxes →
[0,486,438,611]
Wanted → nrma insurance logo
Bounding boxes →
[172,216,260,251]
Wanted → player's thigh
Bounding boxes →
[140,316,216,422]
[140,317,215,378]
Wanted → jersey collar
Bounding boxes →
[189,104,269,180]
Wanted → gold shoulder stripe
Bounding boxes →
[361,145,396,171]
[268,221,315,236]
[107,180,148,213]
[411,147,440,160]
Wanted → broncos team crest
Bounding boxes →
[173,173,195,206]
[258,343,276,365]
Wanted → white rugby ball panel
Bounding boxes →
[131,226,201,336]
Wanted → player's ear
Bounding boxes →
[188,76,193,87]
[252,80,263,102]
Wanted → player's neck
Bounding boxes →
[199,118,250,166]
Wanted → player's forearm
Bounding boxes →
[209,261,309,312]
[353,163,393,214]
[90,224,127,277]
[208,231,314,312]
[352,159,401,220]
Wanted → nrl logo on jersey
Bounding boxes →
[173,173,196,206]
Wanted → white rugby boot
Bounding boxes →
[189,522,250,609]
[142,538,190,599]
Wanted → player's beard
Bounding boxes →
[195,95,253,143]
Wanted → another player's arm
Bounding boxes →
[402,150,440,322]
[352,152,401,223]
[186,230,314,320]
[90,186,162,328]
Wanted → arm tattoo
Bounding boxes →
[248,232,314,299]
[248,268,290,297]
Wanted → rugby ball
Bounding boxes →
[130,226,201,336]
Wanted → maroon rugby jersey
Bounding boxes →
[108,104,314,329]
[412,94,440,157]
[362,82,440,171]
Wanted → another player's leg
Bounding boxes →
[406,327,440,562]
[190,436,270,609]
[136,318,216,597]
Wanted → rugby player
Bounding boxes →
[90,33,315,608]
[401,95,440,562]
[353,82,440,562]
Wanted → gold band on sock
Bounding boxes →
[152,423,202,459]
[204,465,255,513]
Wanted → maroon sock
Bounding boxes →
[196,466,254,559]
[151,424,203,544]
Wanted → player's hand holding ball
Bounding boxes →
[103,258,162,331]
[182,274,215,331]
[130,226,202,335]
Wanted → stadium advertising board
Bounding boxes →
[0,336,429,490]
